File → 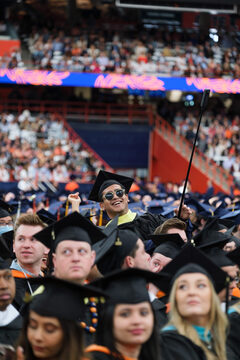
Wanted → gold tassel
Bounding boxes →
[65,199,69,217]
[90,209,93,223]
[98,209,103,226]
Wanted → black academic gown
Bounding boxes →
[118,212,166,241]
[0,314,22,346]
[151,298,168,329]
[13,278,40,311]
[160,330,207,360]
[227,311,240,360]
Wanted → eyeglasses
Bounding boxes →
[103,189,125,201]
[0,221,13,227]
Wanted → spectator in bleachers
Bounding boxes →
[4,7,240,79]
[171,106,240,183]
[0,110,106,189]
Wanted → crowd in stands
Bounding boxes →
[0,110,105,190]
[2,10,240,78]
[173,108,240,181]
[22,27,240,78]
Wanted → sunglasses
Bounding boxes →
[103,189,125,201]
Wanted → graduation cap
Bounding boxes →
[96,227,139,275]
[0,230,14,259]
[128,202,145,215]
[31,192,47,206]
[158,243,228,294]
[79,203,100,216]
[36,209,57,225]
[204,217,235,231]
[194,230,231,250]
[146,200,164,215]
[225,225,236,235]
[226,247,240,268]
[160,206,175,218]
[0,256,10,270]
[33,211,106,251]
[185,198,214,217]
[48,200,65,216]
[214,201,228,217]
[90,268,168,305]
[0,200,15,218]
[150,233,185,259]
[25,276,108,321]
[205,247,235,268]
[193,216,232,242]
[8,199,32,215]
[79,203,109,222]
[117,219,144,243]
[88,170,134,202]
[92,216,119,264]
[219,219,235,230]
[220,209,240,225]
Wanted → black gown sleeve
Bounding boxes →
[151,299,168,330]
[14,278,40,311]
[131,213,166,241]
[0,315,22,346]
[160,331,207,360]
[118,212,192,241]
[227,312,240,360]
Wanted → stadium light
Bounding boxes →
[115,0,238,14]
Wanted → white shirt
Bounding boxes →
[0,304,19,326]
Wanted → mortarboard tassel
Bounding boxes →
[90,209,93,223]
[65,199,69,217]
[98,209,103,226]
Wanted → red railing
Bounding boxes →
[0,100,153,125]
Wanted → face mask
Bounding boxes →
[0,225,13,235]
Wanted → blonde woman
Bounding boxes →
[159,244,229,360]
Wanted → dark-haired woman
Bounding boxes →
[17,310,85,360]
[86,268,162,360]
[15,277,107,360]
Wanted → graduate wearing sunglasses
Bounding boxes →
[68,171,190,241]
